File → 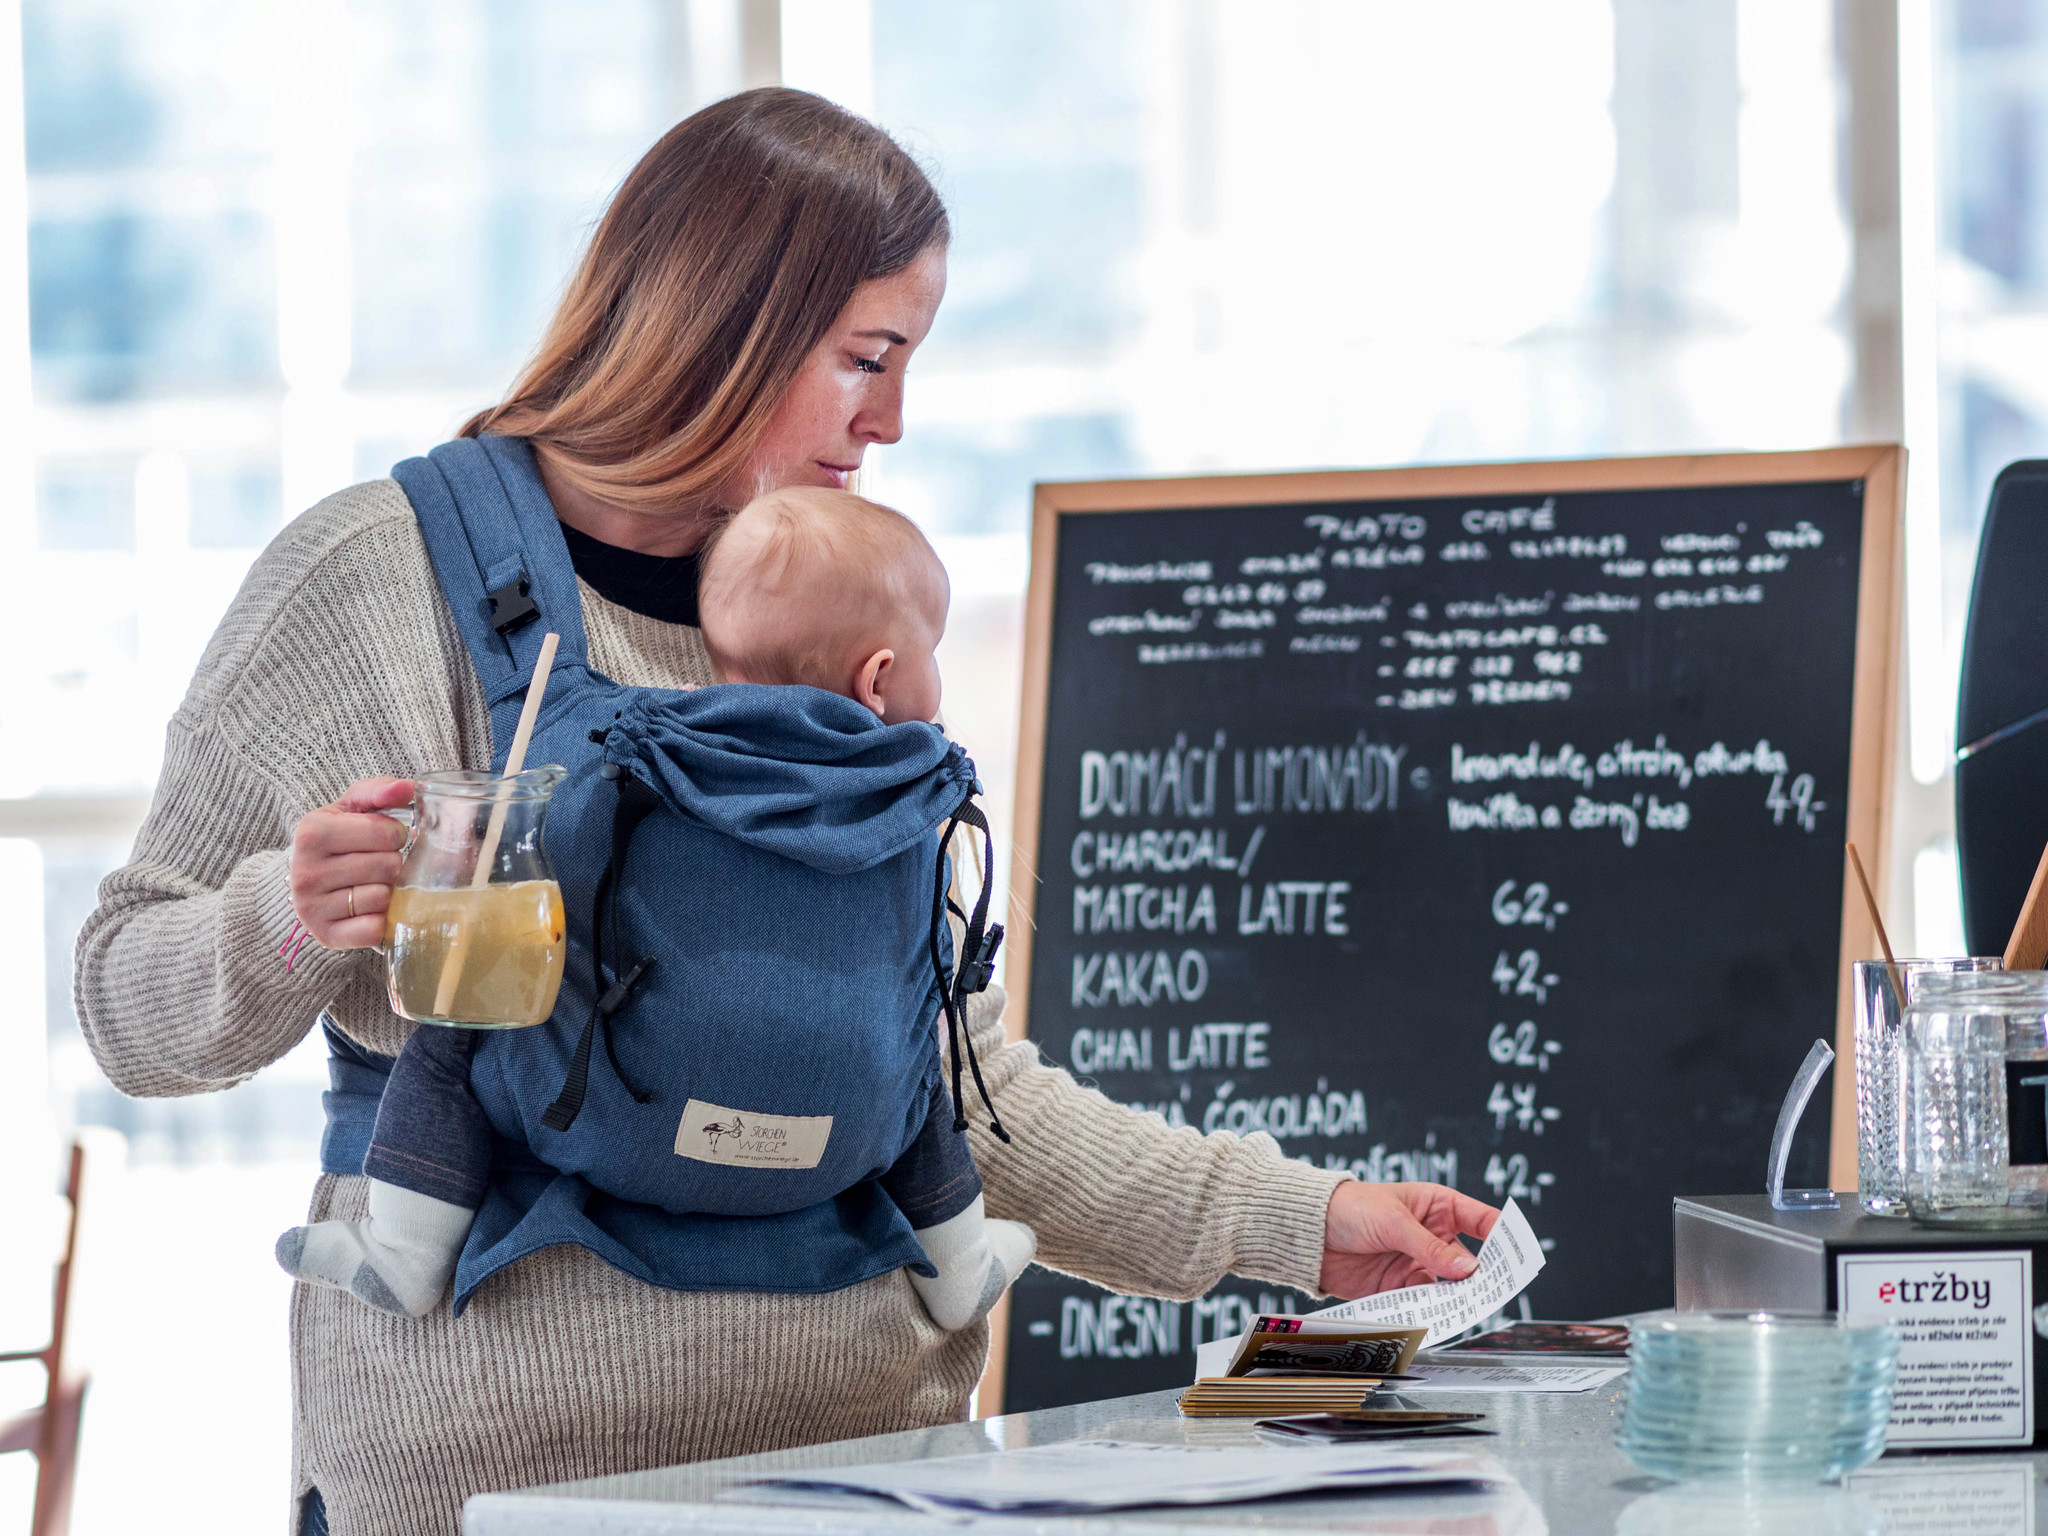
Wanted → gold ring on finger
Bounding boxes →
[347,885,357,919]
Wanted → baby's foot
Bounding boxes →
[909,1195,1038,1330]
[275,1181,472,1319]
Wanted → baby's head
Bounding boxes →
[699,486,948,724]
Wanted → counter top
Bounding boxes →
[463,1381,2046,1534]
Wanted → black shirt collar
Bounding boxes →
[557,518,701,628]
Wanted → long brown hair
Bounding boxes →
[463,89,947,514]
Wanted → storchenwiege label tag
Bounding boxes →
[1838,1249,2034,1449]
[674,1099,832,1169]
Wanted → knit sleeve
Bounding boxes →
[961,984,1347,1301]
[72,725,382,1095]
[73,481,480,1095]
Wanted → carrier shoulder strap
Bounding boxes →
[393,435,593,763]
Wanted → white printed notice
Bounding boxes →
[1837,1249,2035,1449]
[1193,1200,1545,1380]
[1400,1362,1624,1394]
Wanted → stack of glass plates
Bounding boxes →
[1616,1312,1900,1482]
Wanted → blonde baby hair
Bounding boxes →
[698,486,948,689]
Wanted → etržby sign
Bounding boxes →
[1838,1250,2034,1449]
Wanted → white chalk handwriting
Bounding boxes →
[1231,737,1407,815]
[1088,610,1198,636]
[1071,948,1210,1007]
[1086,560,1213,584]
[1462,498,1556,536]
[1512,534,1627,560]
[1202,1077,1370,1139]
[1237,880,1351,935]
[1303,511,1428,543]
[1073,881,1219,936]
[1139,640,1263,664]
[1445,593,1554,619]
[1070,826,1244,879]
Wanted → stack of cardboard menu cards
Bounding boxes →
[1178,1317,1426,1418]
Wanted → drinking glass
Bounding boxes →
[383,766,568,1028]
[1905,971,2048,1225]
[1854,956,2001,1215]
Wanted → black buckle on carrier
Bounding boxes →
[958,923,1004,996]
[486,576,539,634]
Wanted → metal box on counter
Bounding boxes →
[1675,1194,2048,1451]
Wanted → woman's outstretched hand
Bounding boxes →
[288,776,415,950]
[1318,1181,1500,1299]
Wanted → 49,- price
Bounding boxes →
[1488,1080,1560,1134]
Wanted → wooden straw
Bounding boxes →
[2003,839,2048,971]
[432,632,560,1018]
[1846,842,1905,1014]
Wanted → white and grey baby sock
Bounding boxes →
[275,1180,473,1319]
[909,1195,1037,1330]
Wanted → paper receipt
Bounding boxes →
[1307,1198,1545,1347]
[1191,1199,1548,1382]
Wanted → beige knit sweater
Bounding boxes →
[72,479,1349,1536]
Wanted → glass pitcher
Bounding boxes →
[383,766,568,1028]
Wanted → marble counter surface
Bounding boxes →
[463,1382,2045,1535]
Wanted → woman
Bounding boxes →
[74,90,1495,1536]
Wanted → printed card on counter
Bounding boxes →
[1838,1249,2035,1449]
[1193,1200,1546,1382]
[1224,1318,1426,1378]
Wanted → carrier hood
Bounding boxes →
[603,682,975,875]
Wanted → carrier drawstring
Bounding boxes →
[542,769,659,1133]
[928,786,1009,1144]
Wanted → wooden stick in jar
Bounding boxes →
[1846,842,1905,1014]
[2004,839,2048,971]
[431,632,560,1019]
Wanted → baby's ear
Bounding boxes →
[853,647,896,717]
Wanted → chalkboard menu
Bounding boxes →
[995,449,1902,1413]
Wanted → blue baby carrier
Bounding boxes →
[391,435,1006,1311]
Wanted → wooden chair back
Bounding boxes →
[1,1139,91,1536]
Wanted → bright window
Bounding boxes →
[3,4,1928,1531]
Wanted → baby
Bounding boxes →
[278,486,1036,1328]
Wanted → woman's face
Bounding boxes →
[726,243,948,502]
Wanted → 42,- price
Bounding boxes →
[1483,1152,1556,1205]
[1492,948,1559,1004]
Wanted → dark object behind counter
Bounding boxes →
[1957,459,2048,958]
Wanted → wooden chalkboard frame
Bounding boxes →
[982,445,1904,1411]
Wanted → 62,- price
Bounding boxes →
[1488,1020,1562,1071]
[1491,881,1567,931]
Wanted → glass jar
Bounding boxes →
[1905,971,2048,1225]
[383,766,568,1028]
[1854,956,2002,1215]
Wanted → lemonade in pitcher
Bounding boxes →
[384,767,568,1028]
[386,881,566,1026]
